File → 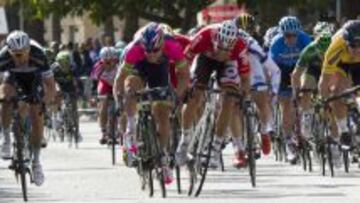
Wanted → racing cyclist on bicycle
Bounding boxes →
[176,20,251,169]
[0,30,56,186]
[319,20,360,161]
[51,50,81,142]
[90,46,119,144]
[113,22,189,184]
[235,14,281,160]
[270,16,312,164]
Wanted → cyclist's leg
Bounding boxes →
[211,61,240,167]
[230,105,247,167]
[330,74,351,144]
[124,75,143,135]
[28,103,45,186]
[97,80,112,143]
[299,73,317,139]
[252,89,272,155]
[0,79,16,158]
[177,55,210,165]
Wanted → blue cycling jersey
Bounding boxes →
[269,31,312,68]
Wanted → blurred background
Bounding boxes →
[0,0,359,46]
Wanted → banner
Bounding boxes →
[201,4,241,23]
[0,7,8,35]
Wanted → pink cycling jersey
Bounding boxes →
[123,37,185,66]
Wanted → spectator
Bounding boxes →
[80,42,94,76]
[89,38,101,64]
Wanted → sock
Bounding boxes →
[32,146,41,164]
[266,116,274,133]
[213,136,224,151]
[126,116,136,134]
[232,136,244,152]
[337,118,349,134]
[180,128,191,144]
[3,128,10,143]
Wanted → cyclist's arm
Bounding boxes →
[319,35,344,97]
[263,56,281,95]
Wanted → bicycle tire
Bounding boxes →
[321,148,326,176]
[343,150,350,173]
[246,114,256,188]
[194,121,215,197]
[307,146,313,172]
[158,168,166,198]
[20,166,28,202]
[327,142,335,177]
[148,168,154,197]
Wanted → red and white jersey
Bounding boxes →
[185,24,250,75]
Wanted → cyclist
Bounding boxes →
[51,50,81,142]
[90,46,119,144]
[291,22,335,140]
[235,13,262,44]
[270,16,312,163]
[0,30,56,186]
[176,20,251,169]
[113,22,189,184]
[236,29,281,162]
[263,26,279,51]
[319,20,360,161]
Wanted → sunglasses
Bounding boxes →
[145,47,161,54]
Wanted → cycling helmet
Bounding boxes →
[55,51,71,63]
[342,20,360,47]
[6,30,30,51]
[278,16,302,34]
[99,46,118,60]
[313,21,335,36]
[141,22,164,52]
[235,13,255,31]
[216,20,239,49]
[263,26,280,47]
[160,23,174,35]
[115,40,126,49]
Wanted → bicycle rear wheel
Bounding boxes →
[20,166,28,202]
[246,116,256,188]
[343,150,350,173]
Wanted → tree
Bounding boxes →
[4,0,215,42]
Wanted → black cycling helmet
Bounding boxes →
[235,13,256,31]
[343,20,360,47]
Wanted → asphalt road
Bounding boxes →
[1,121,360,203]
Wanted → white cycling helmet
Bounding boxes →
[313,21,335,36]
[99,46,118,60]
[216,20,238,48]
[6,30,30,51]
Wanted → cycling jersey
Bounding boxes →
[270,31,312,67]
[323,30,360,77]
[122,35,187,75]
[170,34,191,88]
[270,31,312,96]
[296,38,330,82]
[51,62,76,93]
[246,36,281,94]
[91,59,118,84]
[0,40,52,77]
[185,24,250,75]
[0,40,53,99]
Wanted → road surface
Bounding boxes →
[1,121,360,203]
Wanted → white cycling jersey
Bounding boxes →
[245,36,281,94]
